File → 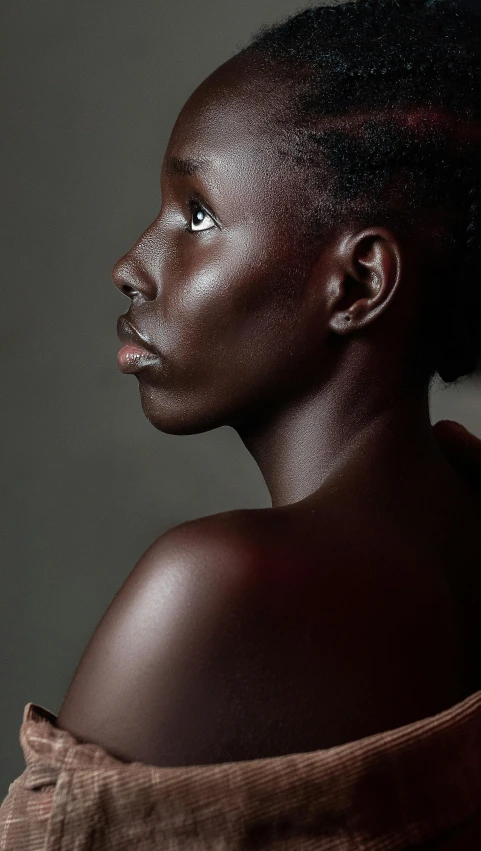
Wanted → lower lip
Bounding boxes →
[117,345,160,374]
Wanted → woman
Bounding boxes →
[2,0,481,848]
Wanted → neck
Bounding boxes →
[235,370,441,509]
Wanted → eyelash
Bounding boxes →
[186,196,216,233]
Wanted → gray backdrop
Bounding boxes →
[2,0,481,796]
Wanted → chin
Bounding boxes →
[138,380,227,436]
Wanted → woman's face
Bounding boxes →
[113,54,330,434]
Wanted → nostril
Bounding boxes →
[121,284,137,298]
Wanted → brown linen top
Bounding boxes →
[1,420,481,851]
[0,687,481,849]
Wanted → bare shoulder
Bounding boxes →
[144,507,273,572]
[54,508,274,763]
[55,503,470,766]
[125,507,278,604]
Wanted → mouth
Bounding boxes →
[116,316,161,374]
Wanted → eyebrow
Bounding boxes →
[164,156,211,177]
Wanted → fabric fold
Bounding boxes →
[2,690,481,849]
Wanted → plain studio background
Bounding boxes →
[2,0,481,796]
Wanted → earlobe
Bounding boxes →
[329,311,356,335]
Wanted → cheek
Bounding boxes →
[137,225,321,432]
[163,226,309,385]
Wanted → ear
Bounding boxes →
[327,227,402,336]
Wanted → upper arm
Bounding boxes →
[55,513,256,765]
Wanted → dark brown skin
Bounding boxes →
[56,52,481,767]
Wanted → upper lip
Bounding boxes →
[116,316,159,355]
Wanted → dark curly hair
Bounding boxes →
[240,0,481,385]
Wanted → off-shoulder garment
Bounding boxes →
[1,693,481,849]
[2,420,481,850]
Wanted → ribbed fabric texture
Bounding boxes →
[0,688,480,849]
[1,419,480,850]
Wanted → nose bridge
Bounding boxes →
[112,215,161,299]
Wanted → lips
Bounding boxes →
[116,316,161,374]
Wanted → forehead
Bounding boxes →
[163,54,292,185]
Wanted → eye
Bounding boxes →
[187,199,216,233]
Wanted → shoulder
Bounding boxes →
[54,509,273,761]
[136,508,274,591]
[149,507,268,561]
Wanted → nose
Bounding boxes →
[112,253,157,301]
[112,222,159,301]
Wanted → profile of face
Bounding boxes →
[113,53,343,436]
